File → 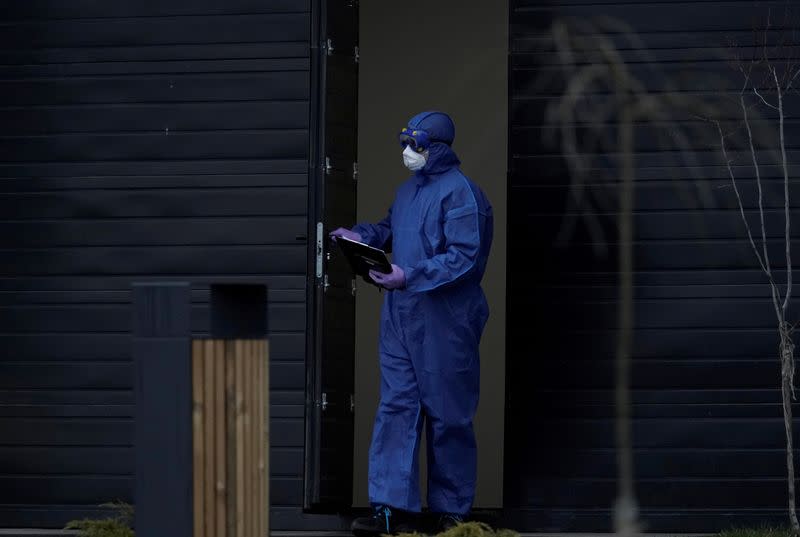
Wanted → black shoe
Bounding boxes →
[351,506,414,536]
[436,513,464,533]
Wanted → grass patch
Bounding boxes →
[397,521,519,537]
[65,501,134,537]
[719,526,797,537]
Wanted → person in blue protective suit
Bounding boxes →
[330,111,493,536]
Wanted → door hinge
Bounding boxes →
[321,392,329,412]
[325,38,334,56]
[352,162,358,182]
[315,222,324,278]
[325,156,332,175]
[349,394,355,414]
[351,279,357,296]
[354,46,360,64]
[323,274,330,293]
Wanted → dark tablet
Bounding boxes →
[336,235,392,278]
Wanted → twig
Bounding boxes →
[786,66,800,91]
[753,86,780,110]
[713,120,772,276]
[740,91,772,275]
[738,93,786,322]
[773,67,793,315]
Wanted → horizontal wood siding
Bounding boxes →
[508,0,800,532]
[0,1,311,528]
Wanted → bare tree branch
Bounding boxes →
[740,91,773,276]
[787,67,800,92]
[773,67,793,315]
[548,24,611,252]
[753,86,780,109]
[590,18,724,210]
[713,121,773,274]
[707,114,787,325]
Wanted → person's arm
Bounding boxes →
[403,188,483,293]
[352,204,393,252]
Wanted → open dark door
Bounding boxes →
[305,0,359,511]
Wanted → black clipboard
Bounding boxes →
[335,236,392,282]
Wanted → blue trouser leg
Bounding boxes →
[367,298,424,512]
[369,290,484,515]
[414,291,482,516]
[420,363,479,515]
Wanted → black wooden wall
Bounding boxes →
[507,0,800,533]
[0,1,313,529]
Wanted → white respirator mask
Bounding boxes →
[402,145,427,172]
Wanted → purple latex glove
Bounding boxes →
[369,264,406,290]
[329,227,362,243]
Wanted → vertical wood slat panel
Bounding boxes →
[256,340,263,537]
[193,339,268,537]
[255,342,260,537]
[215,340,226,537]
[252,341,259,536]
[248,340,252,537]
[192,341,205,537]
[203,340,215,537]
[241,341,248,537]
[236,340,245,537]
[264,340,270,537]
[226,341,237,537]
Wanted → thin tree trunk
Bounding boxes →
[776,70,792,314]
[614,105,638,537]
[780,328,799,531]
[773,66,798,531]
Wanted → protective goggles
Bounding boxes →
[398,127,434,153]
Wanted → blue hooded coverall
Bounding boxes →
[352,111,493,516]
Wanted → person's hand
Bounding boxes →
[329,227,362,243]
[369,264,406,290]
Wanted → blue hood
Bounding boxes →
[407,111,460,177]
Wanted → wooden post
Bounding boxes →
[192,284,269,537]
[132,282,268,537]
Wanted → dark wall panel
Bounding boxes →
[507,0,800,532]
[0,0,312,529]
[1,1,309,19]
